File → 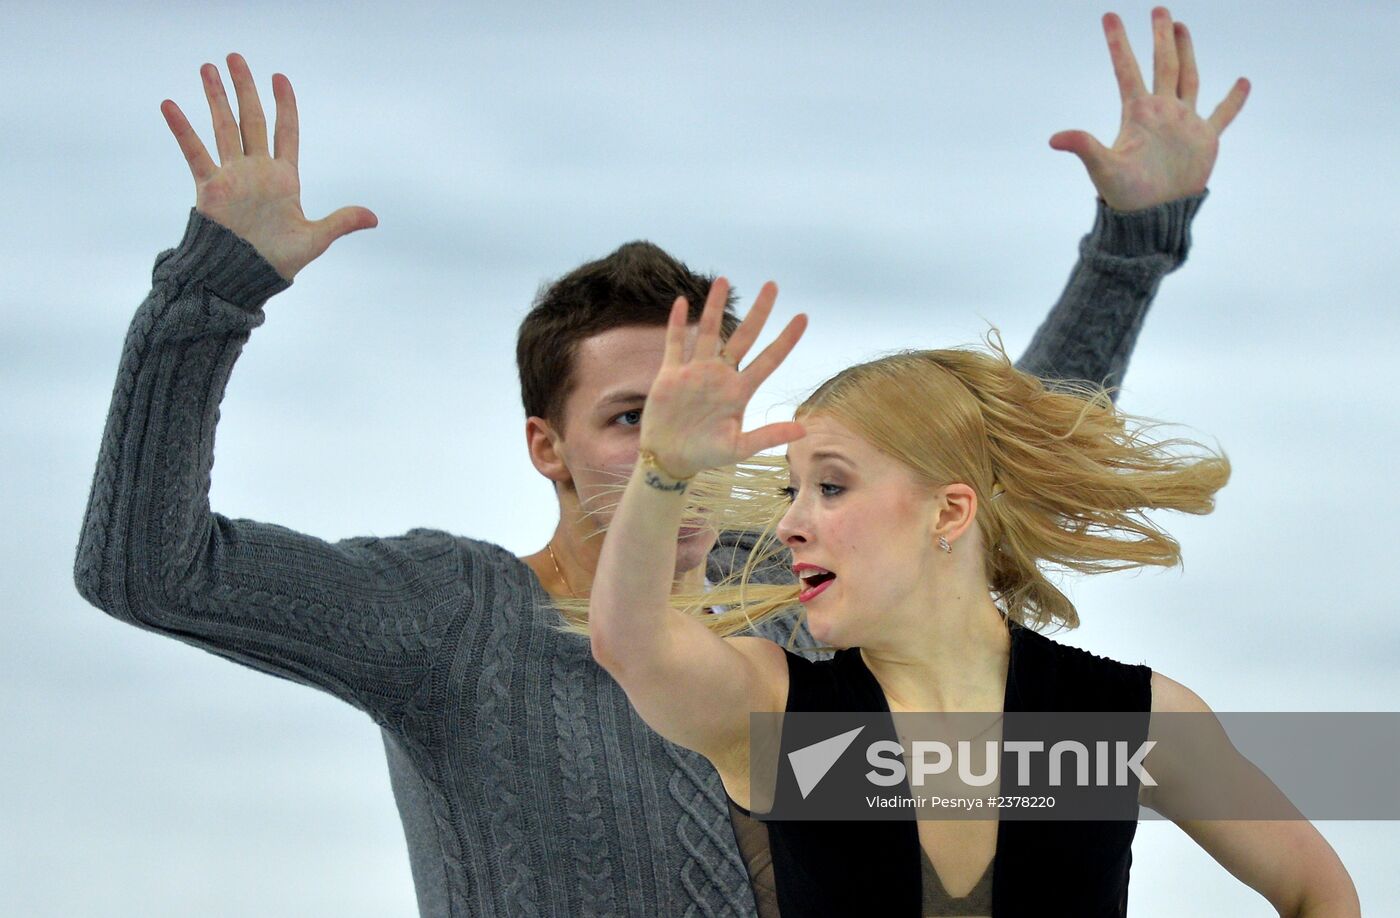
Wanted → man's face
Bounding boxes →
[554,322,718,576]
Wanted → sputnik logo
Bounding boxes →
[787,726,865,799]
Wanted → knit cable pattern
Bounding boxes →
[475,560,544,916]
[552,641,620,916]
[73,201,1198,916]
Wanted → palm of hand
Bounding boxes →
[196,157,311,275]
[1050,9,1248,212]
[645,363,755,476]
[1096,94,1219,212]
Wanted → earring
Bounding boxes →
[938,536,952,553]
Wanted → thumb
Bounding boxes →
[314,205,379,247]
[1048,130,1109,169]
[738,421,806,459]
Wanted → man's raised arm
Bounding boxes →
[73,55,462,725]
[1013,8,1249,394]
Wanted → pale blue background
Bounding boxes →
[3,0,1397,915]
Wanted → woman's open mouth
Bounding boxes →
[798,572,836,603]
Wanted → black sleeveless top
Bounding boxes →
[730,620,1152,917]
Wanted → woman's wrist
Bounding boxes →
[637,445,695,486]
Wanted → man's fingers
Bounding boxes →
[1151,7,1180,97]
[315,206,379,245]
[1049,130,1109,169]
[271,73,299,166]
[1207,77,1251,135]
[226,52,269,157]
[1174,21,1200,108]
[299,206,378,274]
[201,63,241,164]
[160,99,217,182]
[1102,12,1147,102]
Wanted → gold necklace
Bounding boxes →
[547,540,575,598]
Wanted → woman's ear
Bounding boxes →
[934,482,980,547]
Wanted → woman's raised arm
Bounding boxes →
[588,279,804,787]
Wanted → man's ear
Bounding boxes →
[525,416,572,487]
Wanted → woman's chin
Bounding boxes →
[804,608,843,646]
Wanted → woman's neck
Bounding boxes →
[859,590,1012,713]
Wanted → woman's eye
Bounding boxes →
[779,483,842,501]
[614,409,642,427]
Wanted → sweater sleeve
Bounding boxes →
[72,209,464,725]
[1013,191,1207,399]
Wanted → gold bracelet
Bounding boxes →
[637,447,694,484]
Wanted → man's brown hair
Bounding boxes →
[517,240,741,436]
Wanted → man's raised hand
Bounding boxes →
[1049,7,1250,212]
[160,54,377,281]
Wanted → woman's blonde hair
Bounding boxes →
[545,330,1229,645]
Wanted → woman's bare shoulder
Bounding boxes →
[1149,670,1214,714]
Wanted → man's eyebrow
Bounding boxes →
[597,391,649,409]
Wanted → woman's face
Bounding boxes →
[777,414,941,648]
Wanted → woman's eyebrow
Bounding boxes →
[783,449,853,466]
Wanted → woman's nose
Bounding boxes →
[776,504,808,545]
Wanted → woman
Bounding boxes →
[582,278,1360,916]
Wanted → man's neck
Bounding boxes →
[520,525,709,601]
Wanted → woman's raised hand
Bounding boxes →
[160,53,377,281]
[1049,7,1250,212]
[638,278,808,480]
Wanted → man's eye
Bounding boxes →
[614,409,642,427]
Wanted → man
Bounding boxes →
[74,9,1246,917]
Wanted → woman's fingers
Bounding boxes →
[739,311,807,396]
[1151,7,1179,97]
[226,53,269,157]
[663,277,799,397]
[739,420,807,459]
[160,99,217,182]
[1102,12,1147,103]
[1207,77,1251,135]
[1174,21,1200,108]
[720,281,778,368]
[200,62,241,164]
[663,295,690,367]
[695,276,730,363]
[271,72,299,166]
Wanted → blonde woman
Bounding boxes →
[583,280,1360,916]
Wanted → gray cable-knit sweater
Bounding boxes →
[73,192,1203,918]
